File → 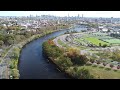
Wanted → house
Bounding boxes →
[7,30,15,34]
[26,29,31,32]
[98,26,104,30]
[31,29,36,32]
[91,28,97,32]
[102,28,108,32]
[21,25,28,29]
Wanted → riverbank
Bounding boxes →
[47,57,76,79]
[5,30,58,79]
[42,40,77,79]
[42,38,96,79]
[17,30,57,78]
[18,26,73,79]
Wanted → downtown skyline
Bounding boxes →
[0,11,120,18]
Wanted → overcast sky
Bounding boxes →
[0,11,120,18]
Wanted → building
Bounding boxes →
[102,28,108,32]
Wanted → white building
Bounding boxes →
[102,28,108,32]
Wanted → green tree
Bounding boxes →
[71,54,88,65]
[0,34,4,40]
[4,35,15,45]
[57,55,73,70]
[25,32,31,38]
[0,40,4,46]
[75,68,94,79]
[102,44,107,48]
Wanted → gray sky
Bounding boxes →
[0,11,120,18]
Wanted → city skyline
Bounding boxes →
[0,11,120,18]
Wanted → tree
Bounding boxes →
[0,34,4,40]
[4,35,15,45]
[72,55,88,65]
[8,39,14,45]
[15,35,21,43]
[102,44,107,48]
[74,68,94,79]
[66,48,88,65]
[20,35,26,40]
[11,69,19,79]
[57,55,73,70]
[0,40,4,46]
[25,32,31,38]
[10,47,20,60]
[99,43,101,47]
[89,54,97,63]
[66,47,79,59]
[111,49,120,62]
[107,29,110,33]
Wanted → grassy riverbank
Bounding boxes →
[42,40,94,79]
[8,30,56,79]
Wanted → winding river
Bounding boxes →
[18,25,87,79]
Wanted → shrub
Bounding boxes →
[102,44,108,48]
[113,69,117,72]
[117,65,120,69]
[105,67,111,71]
[90,59,94,63]
[10,69,20,79]
[86,61,92,66]
[103,62,107,66]
[92,64,97,67]
[57,56,73,70]
[70,54,89,65]
[96,60,101,64]
[75,68,94,79]
[99,43,101,47]
[73,66,78,72]
[110,64,114,68]
[99,65,104,68]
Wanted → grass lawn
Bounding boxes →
[84,37,109,46]
[57,39,68,47]
[103,39,120,44]
[78,65,120,79]
[92,32,108,36]
[76,46,88,50]
[74,38,86,45]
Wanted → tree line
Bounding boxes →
[42,39,94,79]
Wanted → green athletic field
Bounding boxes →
[103,39,120,44]
[84,37,109,46]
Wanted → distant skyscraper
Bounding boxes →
[111,17,113,23]
[78,14,80,18]
[82,14,83,18]
[68,13,69,17]
[67,13,69,21]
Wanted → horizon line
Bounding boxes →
[0,15,119,18]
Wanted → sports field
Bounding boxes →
[92,32,108,36]
[103,39,120,44]
[84,37,109,46]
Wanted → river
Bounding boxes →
[18,25,87,79]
